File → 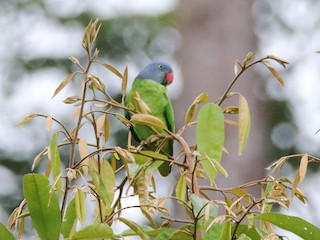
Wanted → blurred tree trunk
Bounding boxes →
[175,0,266,189]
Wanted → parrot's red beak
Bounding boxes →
[165,72,174,85]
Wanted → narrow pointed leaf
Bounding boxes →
[90,168,113,206]
[176,172,187,204]
[46,116,53,132]
[100,160,115,203]
[62,199,77,238]
[190,194,217,219]
[299,154,308,182]
[75,188,86,224]
[101,63,123,79]
[131,114,166,129]
[78,137,89,175]
[23,174,61,240]
[196,103,225,184]
[49,133,62,195]
[52,72,76,99]
[185,92,209,124]
[32,148,47,171]
[267,66,285,86]
[118,217,150,240]
[220,222,232,240]
[104,116,110,141]
[256,212,320,240]
[122,66,128,97]
[238,94,251,155]
[16,113,37,126]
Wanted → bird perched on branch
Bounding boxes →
[125,62,175,176]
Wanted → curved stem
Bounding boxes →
[218,57,268,106]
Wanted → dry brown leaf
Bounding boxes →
[52,72,76,99]
[299,153,308,182]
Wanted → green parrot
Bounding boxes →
[125,62,175,176]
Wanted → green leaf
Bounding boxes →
[238,94,251,155]
[185,92,209,124]
[176,172,187,204]
[235,225,266,239]
[119,217,150,240]
[256,212,320,240]
[155,229,193,240]
[100,160,115,203]
[196,103,225,184]
[220,222,232,240]
[75,188,86,224]
[190,194,217,219]
[204,223,223,240]
[62,199,77,239]
[0,222,15,240]
[90,167,113,207]
[49,133,62,195]
[72,223,115,239]
[133,150,169,164]
[237,234,252,240]
[121,226,176,237]
[23,174,61,240]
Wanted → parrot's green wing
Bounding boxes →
[164,97,175,134]
[157,99,175,176]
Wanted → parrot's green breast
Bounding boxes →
[125,78,175,154]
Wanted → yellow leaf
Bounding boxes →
[114,113,131,127]
[51,72,76,99]
[234,60,240,75]
[131,114,166,129]
[185,92,209,124]
[133,92,150,114]
[230,187,250,202]
[101,63,123,79]
[267,66,285,87]
[70,108,81,122]
[122,66,128,97]
[225,119,239,127]
[291,172,300,199]
[176,172,187,204]
[96,114,106,134]
[267,55,289,66]
[223,106,239,114]
[79,137,89,175]
[46,116,52,132]
[32,148,47,171]
[238,94,251,155]
[15,113,37,126]
[104,116,110,142]
[115,147,135,163]
[245,51,253,62]
[299,154,308,182]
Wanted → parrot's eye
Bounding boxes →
[158,64,163,69]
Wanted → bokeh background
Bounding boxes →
[1,1,320,238]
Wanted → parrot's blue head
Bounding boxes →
[137,62,174,86]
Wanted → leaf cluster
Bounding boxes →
[4,19,320,240]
